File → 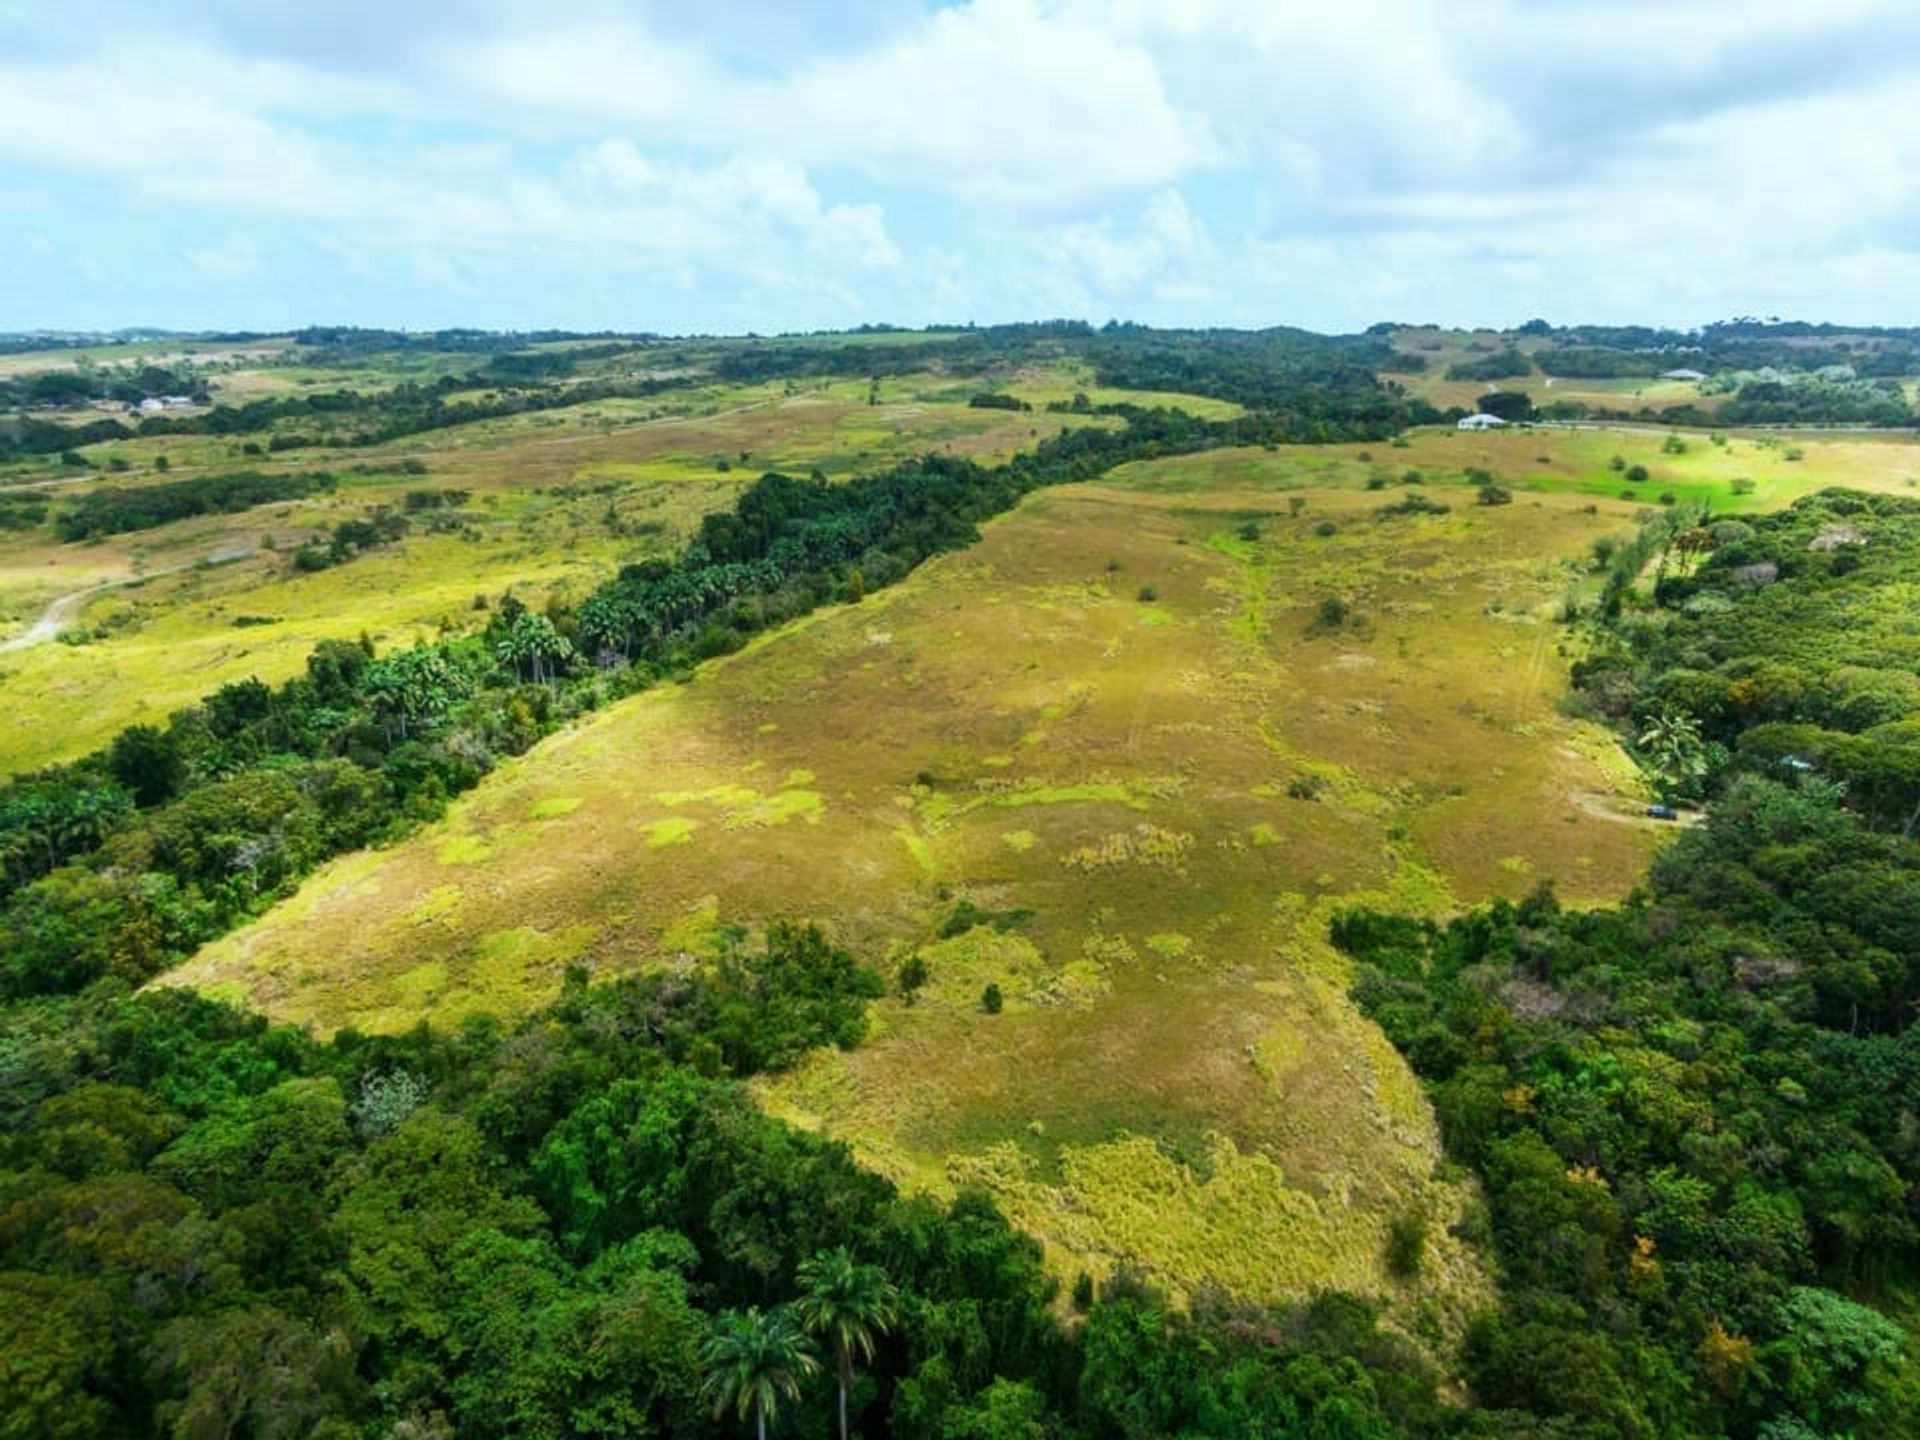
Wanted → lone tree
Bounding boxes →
[702,1307,817,1440]
[795,1248,899,1440]
[1637,708,1709,799]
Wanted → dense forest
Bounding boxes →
[1340,491,1920,1437]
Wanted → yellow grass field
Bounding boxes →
[166,450,1665,1338]
[0,382,1107,774]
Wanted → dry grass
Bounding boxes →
[164,452,1661,1335]
[0,381,1110,774]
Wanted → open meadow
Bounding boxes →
[166,446,1671,1337]
[0,373,1107,773]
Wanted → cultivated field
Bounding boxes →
[167,449,1665,1336]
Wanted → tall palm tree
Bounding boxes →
[702,1306,817,1440]
[795,1248,899,1440]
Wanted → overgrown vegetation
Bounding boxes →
[55,469,337,540]
[1338,490,1920,1437]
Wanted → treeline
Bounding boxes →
[0,916,1454,1438]
[1334,488,1920,1436]
[1514,320,1920,378]
[0,364,209,410]
[1536,346,1667,379]
[291,326,646,357]
[1083,326,1421,421]
[55,470,337,540]
[0,373,694,461]
[1718,377,1914,427]
[0,401,1405,1006]
[708,321,1094,386]
[1341,802,1920,1437]
[1576,489,1920,847]
[1444,349,1530,382]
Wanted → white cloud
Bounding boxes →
[3,1,1920,329]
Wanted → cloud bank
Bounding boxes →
[2,0,1916,331]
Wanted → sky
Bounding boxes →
[4,0,1919,336]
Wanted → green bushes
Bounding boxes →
[55,470,336,540]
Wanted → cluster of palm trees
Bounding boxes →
[492,610,574,686]
[702,1247,898,1440]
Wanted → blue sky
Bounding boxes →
[4,0,1919,335]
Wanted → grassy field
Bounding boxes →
[0,381,1109,774]
[1287,425,1920,511]
[165,449,1669,1338]
[1383,326,1725,415]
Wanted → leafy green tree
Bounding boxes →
[1758,1287,1906,1435]
[0,1271,114,1440]
[108,723,185,806]
[1637,708,1708,798]
[795,1247,898,1440]
[702,1306,817,1440]
[495,611,574,686]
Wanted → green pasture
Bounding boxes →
[166,452,1665,1333]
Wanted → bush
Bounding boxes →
[1626,464,1650,483]
[897,952,929,1001]
[1385,1209,1427,1277]
[981,982,1004,1014]
[1137,584,1158,603]
[1477,484,1513,506]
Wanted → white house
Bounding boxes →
[1661,368,1707,382]
[1457,413,1507,430]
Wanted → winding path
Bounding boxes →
[0,545,256,656]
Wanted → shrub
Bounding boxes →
[897,953,929,1002]
[1136,584,1158,603]
[1379,494,1451,517]
[1477,484,1513,506]
[1730,476,1756,496]
[1626,464,1650,483]
[981,983,1003,1014]
[1385,1208,1427,1277]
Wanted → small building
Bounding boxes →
[1661,368,1707,382]
[160,395,195,409]
[136,397,165,415]
[1457,413,1507,430]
